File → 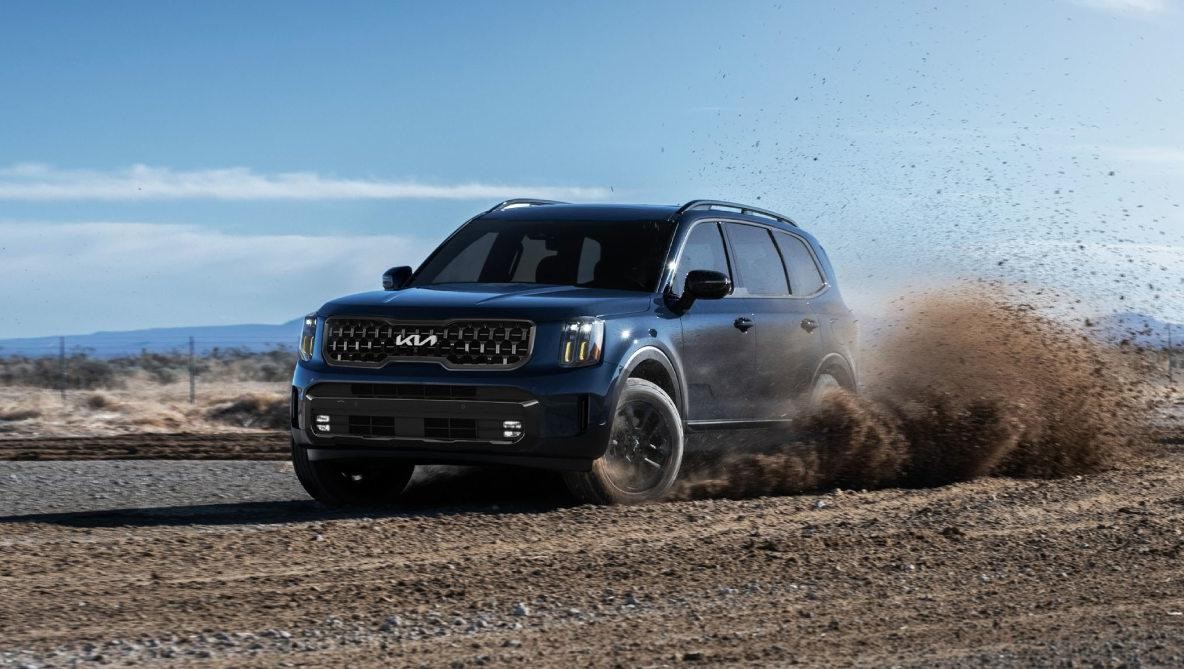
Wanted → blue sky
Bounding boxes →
[0,0,1181,338]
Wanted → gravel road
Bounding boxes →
[2,442,1184,667]
[0,433,288,461]
[0,460,303,517]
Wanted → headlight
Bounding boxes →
[559,317,604,367]
[299,314,317,362]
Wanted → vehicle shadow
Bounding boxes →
[0,465,573,528]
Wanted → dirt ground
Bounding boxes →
[0,432,287,461]
[1,434,1182,667]
[2,298,1180,666]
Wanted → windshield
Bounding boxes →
[412,218,676,292]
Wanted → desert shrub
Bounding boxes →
[0,354,121,389]
[0,346,296,389]
[0,408,40,421]
[85,392,115,410]
[205,392,289,429]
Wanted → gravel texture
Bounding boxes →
[2,442,1184,667]
[0,433,288,461]
[0,459,302,517]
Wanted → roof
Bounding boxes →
[478,200,801,230]
[480,202,680,223]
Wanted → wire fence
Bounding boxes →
[1,329,1180,403]
[0,336,297,403]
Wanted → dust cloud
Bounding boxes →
[677,289,1157,499]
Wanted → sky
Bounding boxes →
[0,0,1181,339]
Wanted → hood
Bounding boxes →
[319,283,653,322]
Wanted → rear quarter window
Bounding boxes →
[774,232,827,296]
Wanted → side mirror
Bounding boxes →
[382,266,413,291]
[669,269,731,313]
[685,270,732,300]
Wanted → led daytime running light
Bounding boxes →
[299,314,317,362]
[559,317,604,367]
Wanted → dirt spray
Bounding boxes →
[676,291,1157,499]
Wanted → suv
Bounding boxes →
[291,199,857,505]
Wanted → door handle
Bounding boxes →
[733,316,755,332]
[800,318,819,333]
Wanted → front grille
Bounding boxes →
[348,415,397,438]
[329,415,482,441]
[423,417,477,440]
[323,318,534,369]
[349,383,477,400]
[307,382,533,403]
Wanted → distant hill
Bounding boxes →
[0,319,302,358]
[1087,312,1182,349]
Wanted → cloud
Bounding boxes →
[0,163,610,201]
[1069,0,1172,14]
[1103,146,1184,178]
[1107,146,1184,164]
[0,221,434,338]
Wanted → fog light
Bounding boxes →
[316,414,330,423]
[316,424,331,433]
[502,419,523,440]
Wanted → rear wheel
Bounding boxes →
[809,371,845,408]
[563,378,684,505]
[292,442,415,507]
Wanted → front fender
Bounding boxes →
[607,343,685,416]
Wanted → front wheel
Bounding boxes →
[563,378,684,505]
[292,442,415,507]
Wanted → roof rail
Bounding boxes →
[487,198,568,213]
[672,199,798,227]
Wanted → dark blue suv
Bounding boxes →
[291,199,857,505]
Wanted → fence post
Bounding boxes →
[188,336,196,404]
[59,336,66,402]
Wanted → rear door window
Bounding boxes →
[774,232,826,296]
[724,223,789,297]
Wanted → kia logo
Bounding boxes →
[394,333,438,347]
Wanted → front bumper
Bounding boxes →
[290,364,617,471]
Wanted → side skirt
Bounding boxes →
[684,419,794,432]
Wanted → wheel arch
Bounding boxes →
[812,352,858,391]
[618,345,684,415]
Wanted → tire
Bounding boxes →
[563,378,684,505]
[292,441,415,507]
[808,371,845,409]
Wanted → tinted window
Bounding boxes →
[725,223,789,297]
[775,232,826,296]
[432,232,496,284]
[576,238,601,284]
[509,236,555,282]
[673,223,730,293]
[414,218,675,292]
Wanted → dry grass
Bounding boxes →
[0,349,294,390]
[0,381,288,438]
